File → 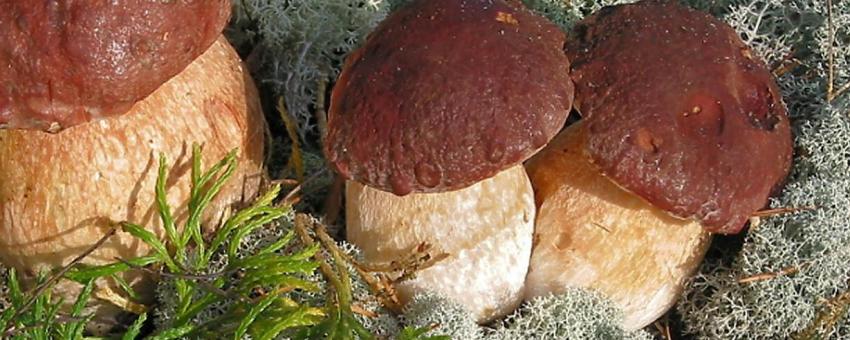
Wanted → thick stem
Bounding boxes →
[345,165,535,323]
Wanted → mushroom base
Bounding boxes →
[345,165,535,323]
[524,121,711,330]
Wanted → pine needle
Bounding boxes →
[93,286,147,314]
[278,97,305,182]
[751,206,817,217]
[826,0,836,102]
[2,226,117,335]
[738,265,804,284]
[316,75,330,142]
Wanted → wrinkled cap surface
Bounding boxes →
[566,0,793,234]
[325,0,574,196]
[0,0,231,132]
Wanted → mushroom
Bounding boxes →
[524,0,793,330]
[325,0,574,322]
[0,1,265,328]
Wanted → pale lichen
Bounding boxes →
[0,264,9,311]
[403,292,482,339]
[490,290,652,340]
[229,0,389,142]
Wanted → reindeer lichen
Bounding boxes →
[490,290,652,340]
[403,292,482,339]
[229,0,389,142]
[0,265,8,312]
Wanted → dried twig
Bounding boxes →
[652,314,673,340]
[116,257,245,303]
[794,289,850,340]
[773,58,802,77]
[312,215,405,312]
[351,304,379,318]
[339,254,403,312]
[752,206,817,218]
[295,214,407,312]
[293,215,331,277]
[3,226,117,335]
[4,315,89,338]
[823,0,849,103]
[590,222,612,233]
[314,71,342,225]
[826,0,835,102]
[738,264,804,284]
[280,167,328,206]
[278,97,305,182]
[347,242,450,285]
[831,82,850,103]
[393,244,450,283]
[115,257,236,281]
[315,74,329,142]
[93,286,148,314]
[293,214,355,309]
[323,175,345,225]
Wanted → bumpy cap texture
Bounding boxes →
[0,0,231,132]
[325,0,574,195]
[566,0,793,234]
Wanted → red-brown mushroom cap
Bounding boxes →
[565,0,793,234]
[325,0,574,195]
[0,0,231,132]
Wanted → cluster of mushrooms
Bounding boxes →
[327,0,792,330]
[0,0,263,328]
[0,0,793,333]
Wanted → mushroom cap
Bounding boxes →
[565,0,793,234]
[325,0,574,195]
[0,0,231,132]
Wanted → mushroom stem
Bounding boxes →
[345,165,534,323]
[524,121,711,330]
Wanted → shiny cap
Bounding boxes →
[0,0,231,131]
[325,0,574,195]
[566,0,793,234]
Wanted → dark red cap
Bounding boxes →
[325,0,574,195]
[0,1,231,132]
[566,0,793,234]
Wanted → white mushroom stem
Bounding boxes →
[346,165,534,323]
[524,121,711,330]
[0,37,265,325]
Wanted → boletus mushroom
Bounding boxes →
[0,1,265,328]
[325,0,574,322]
[524,0,793,330]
